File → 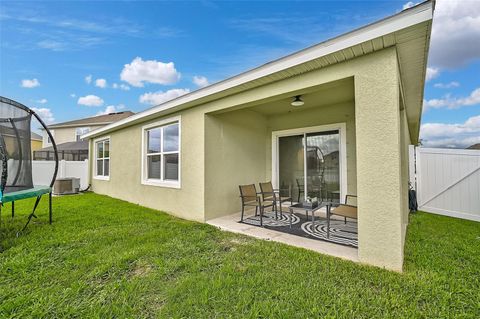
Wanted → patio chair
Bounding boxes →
[259,181,292,218]
[239,184,273,226]
[326,195,357,238]
[0,96,58,233]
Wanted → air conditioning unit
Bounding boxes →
[53,177,81,195]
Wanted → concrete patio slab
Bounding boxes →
[206,208,359,263]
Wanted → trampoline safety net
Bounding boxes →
[0,97,34,194]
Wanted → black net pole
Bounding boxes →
[0,136,7,194]
[9,119,23,187]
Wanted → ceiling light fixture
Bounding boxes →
[291,95,304,107]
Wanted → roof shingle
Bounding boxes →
[47,111,134,129]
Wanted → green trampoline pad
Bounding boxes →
[0,186,51,203]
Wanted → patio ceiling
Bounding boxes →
[248,78,354,116]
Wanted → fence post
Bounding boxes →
[59,160,66,178]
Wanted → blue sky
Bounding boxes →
[1,0,479,148]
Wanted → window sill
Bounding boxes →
[93,175,110,181]
[141,179,180,189]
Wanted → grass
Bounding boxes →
[0,193,479,318]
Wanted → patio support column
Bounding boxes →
[354,48,404,271]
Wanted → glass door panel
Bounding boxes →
[306,130,340,203]
[278,135,304,203]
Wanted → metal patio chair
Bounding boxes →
[239,184,274,226]
[326,195,357,238]
[259,181,292,218]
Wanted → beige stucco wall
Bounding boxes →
[90,107,205,222]
[89,46,412,271]
[204,110,268,220]
[354,48,406,271]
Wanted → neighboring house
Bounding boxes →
[1,128,42,156]
[34,111,134,161]
[31,132,43,152]
[82,2,434,271]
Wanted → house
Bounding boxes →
[467,143,480,150]
[82,1,434,271]
[1,127,42,155]
[34,111,134,161]
[31,132,43,152]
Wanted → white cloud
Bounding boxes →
[77,94,104,107]
[96,104,125,115]
[426,67,439,82]
[428,0,480,69]
[424,87,480,111]
[112,83,130,91]
[139,88,190,105]
[433,81,460,89]
[120,57,181,87]
[95,78,107,88]
[21,78,40,88]
[35,98,48,104]
[37,39,65,51]
[70,93,76,98]
[193,75,209,88]
[402,1,420,10]
[31,107,55,124]
[85,75,92,84]
[420,115,480,148]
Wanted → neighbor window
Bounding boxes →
[95,138,110,178]
[143,120,180,187]
[76,127,90,141]
[47,130,54,144]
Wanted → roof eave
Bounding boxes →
[48,121,114,129]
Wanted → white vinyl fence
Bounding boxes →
[410,146,480,222]
[32,160,89,190]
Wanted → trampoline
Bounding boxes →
[0,96,58,232]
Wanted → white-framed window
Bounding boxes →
[76,127,90,141]
[94,138,110,180]
[142,116,180,188]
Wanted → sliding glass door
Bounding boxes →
[278,135,304,203]
[277,128,341,203]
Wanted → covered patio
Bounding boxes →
[205,77,359,260]
[203,44,411,272]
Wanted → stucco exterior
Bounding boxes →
[88,47,414,271]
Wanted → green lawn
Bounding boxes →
[1,193,479,318]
